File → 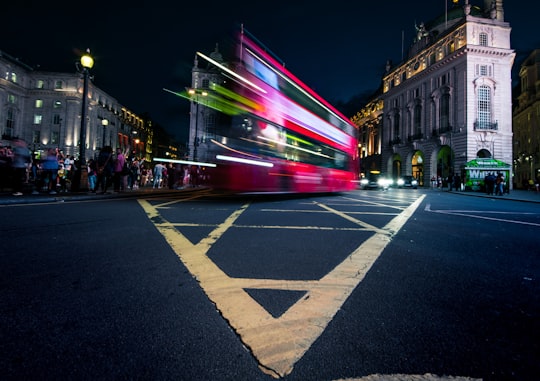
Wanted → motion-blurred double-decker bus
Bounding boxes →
[185,28,359,193]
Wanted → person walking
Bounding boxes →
[113,147,126,192]
[153,162,165,188]
[87,158,97,192]
[485,173,495,195]
[95,146,113,194]
[10,139,31,196]
[496,172,505,196]
[41,148,59,194]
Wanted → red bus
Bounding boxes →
[187,28,358,193]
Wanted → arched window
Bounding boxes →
[477,86,491,129]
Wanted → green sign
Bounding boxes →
[464,159,511,191]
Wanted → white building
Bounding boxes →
[0,50,149,162]
[380,0,514,189]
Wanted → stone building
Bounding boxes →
[512,49,540,188]
[377,0,514,188]
[0,49,152,162]
[350,95,383,177]
[187,45,226,162]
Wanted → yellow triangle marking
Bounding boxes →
[137,195,425,378]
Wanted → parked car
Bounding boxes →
[397,175,418,189]
[360,174,392,190]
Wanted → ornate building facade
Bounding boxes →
[187,46,226,162]
[0,50,152,162]
[350,95,383,177]
[376,0,514,188]
[512,49,540,188]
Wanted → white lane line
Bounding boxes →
[425,203,540,227]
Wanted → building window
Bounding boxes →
[7,94,16,104]
[54,100,62,108]
[36,80,45,89]
[393,112,400,138]
[440,94,450,131]
[51,131,59,145]
[53,114,62,125]
[32,131,40,144]
[480,65,487,76]
[477,85,491,128]
[33,114,43,125]
[5,108,15,137]
[35,99,43,108]
[7,72,18,83]
[414,104,422,130]
[55,80,63,89]
[202,78,210,89]
[479,33,488,47]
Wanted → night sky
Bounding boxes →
[4,1,539,142]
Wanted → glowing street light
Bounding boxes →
[101,118,109,148]
[73,48,94,191]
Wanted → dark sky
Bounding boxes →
[4,1,538,142]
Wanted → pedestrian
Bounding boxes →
[87,158,97,192]
[140,165,149,187]
[167,163,176,189]
[41,148,59,194]
[113,147,126,192]
[485,173,495,195]
[453,173,461,192]
[95,146,113,194]
[496,172,505,196]
[10,139,31,196]
[153,162,166,188]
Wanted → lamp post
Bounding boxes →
[187,88,207,161]
[101,118,108,148]
[74,48,94,191]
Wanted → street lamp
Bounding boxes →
[101,118,108,148]
[187,88,207,161]
[74,48,94,191]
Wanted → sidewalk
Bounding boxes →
[0,185,209,206]
[442,188,540,204]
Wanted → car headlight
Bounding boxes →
[397,179,405,186]
[360,179,368,185]
[411,180,418,186]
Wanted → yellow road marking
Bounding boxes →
[138,194,425,378]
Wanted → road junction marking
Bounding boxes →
[424,203,540,227]
[138,195,425,378]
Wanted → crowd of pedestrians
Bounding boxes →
[1,138,208,196]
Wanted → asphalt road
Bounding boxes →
[0,189,538,380]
